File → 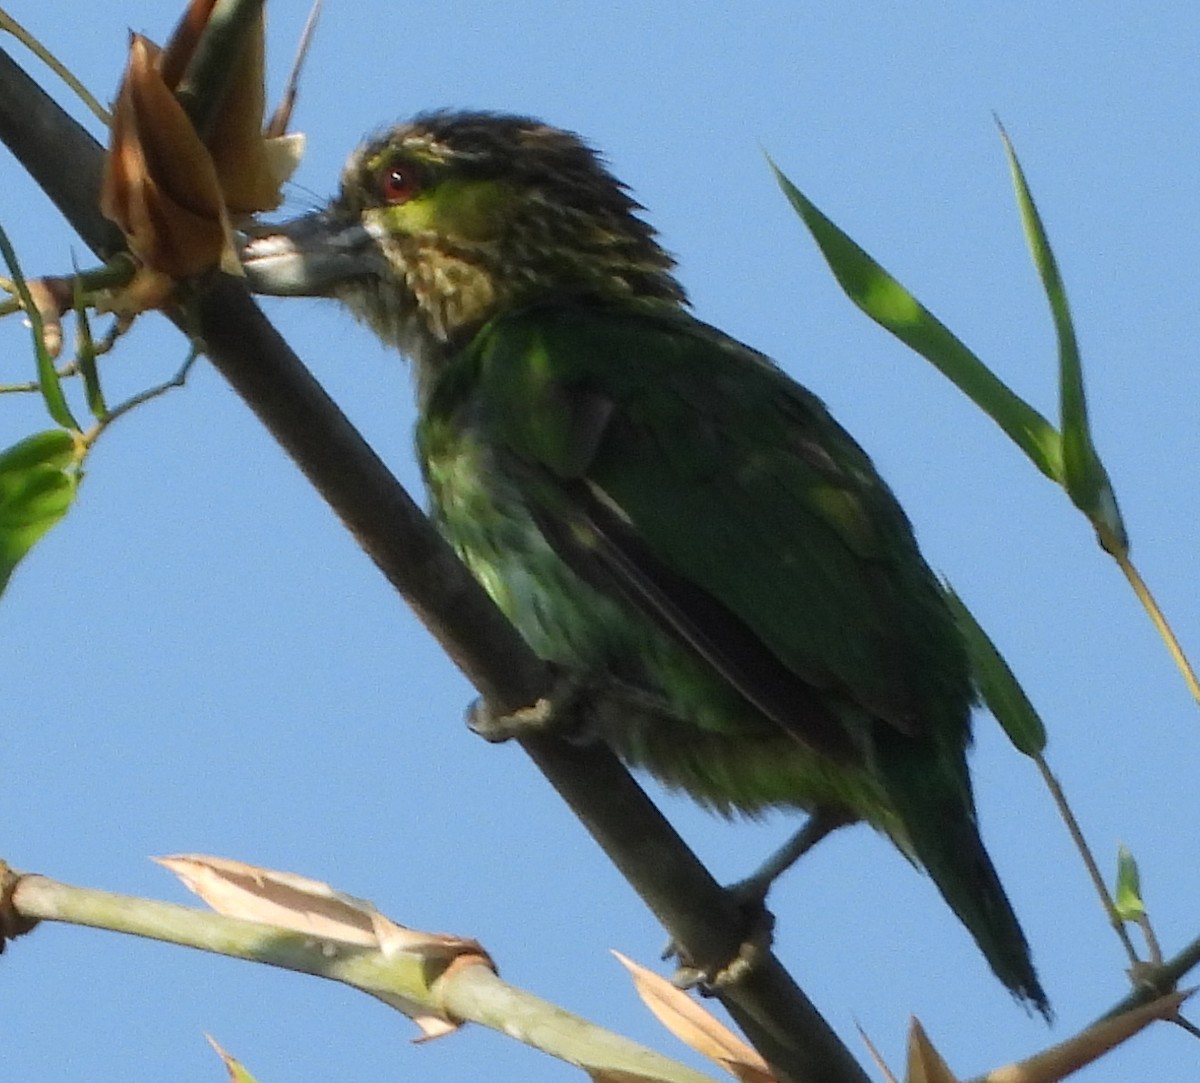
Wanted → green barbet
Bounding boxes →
[241,111,1047,1014]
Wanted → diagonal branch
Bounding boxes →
[0,38,867,1083]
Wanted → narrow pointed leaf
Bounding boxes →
[0,224,79,429]
[855,1022,900,1083]
[998,123,1128,554]
[0,430,81,594]
[943,585,1046,755]
[1113,845,1146,923]
[905,1019,960,1083]
[266,0,321,136]
[770,160,1062,483]
[72,274,109,420]
[206,1036,260,1083]
[612,953,774,1083]
[973,992,1187,1083]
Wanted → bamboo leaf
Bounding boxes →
[206,1036,260,1083]
[997,121,1127,555]
[944,585,1047,755]
[0,223,79,429]
[613,952,774,1083]
[0,429,81,594]
[905,1019,960,1083]
[770,160,1062,482]
[1113,845,1146,923]
[72,273,109,420]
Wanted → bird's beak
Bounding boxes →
[240,210,385,297]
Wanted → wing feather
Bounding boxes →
[465,302,971,745]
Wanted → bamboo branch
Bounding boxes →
[3,865,721,1083]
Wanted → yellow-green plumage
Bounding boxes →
[242,110,1047,1015]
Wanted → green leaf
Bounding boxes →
[997,121,1128,555]
[769,159,1063,483]
[943,585,1047,756]
[0,222,80,430]
[72,273,109,420]
[0,430,81,595]
[0,428,76,473]
[1114,844,1146,923]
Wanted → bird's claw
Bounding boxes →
[669,937,765,992]
[468,669,682,746]
[466,668,597,744]
[662,895,776,993]
[467,694,559,742]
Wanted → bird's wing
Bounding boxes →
[458,303,970,748]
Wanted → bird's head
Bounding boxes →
[242,111,685,379]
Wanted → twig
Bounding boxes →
[81,344,199,445]
[1111,546,1200,708]
[0,7,110,125]
[1101,932,1200,1021]
[1034,753,1142,967]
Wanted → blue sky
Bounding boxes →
[3,2,1199,1080]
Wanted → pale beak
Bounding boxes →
[240,210,386,297]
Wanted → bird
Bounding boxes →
[240,109,1048,1015]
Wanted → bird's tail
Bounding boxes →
[874,730,1051,1019]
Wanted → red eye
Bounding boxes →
[380,161,421,204]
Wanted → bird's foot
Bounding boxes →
[467,694,557,743]
[734,808,857,900]
[720,870,775,915]
[468,669,676,745]
[466,667,598,745]
[662,810,856,992]
[664,893,776,993]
